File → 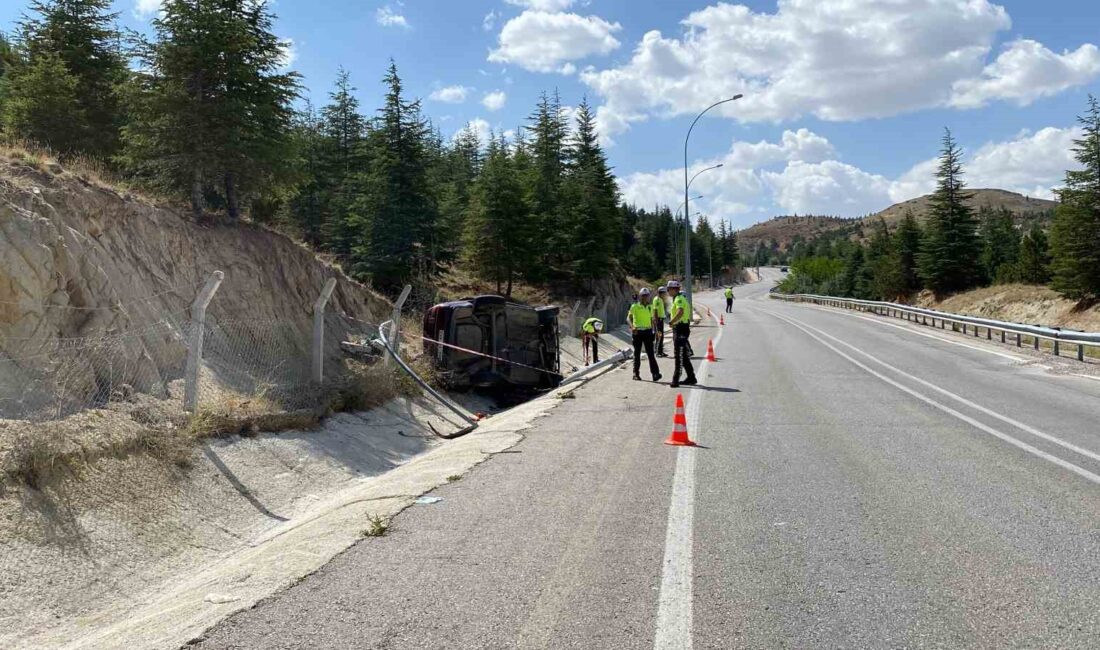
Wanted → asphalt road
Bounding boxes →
[194,270,1100,649]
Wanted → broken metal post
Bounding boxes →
[387,284,413,368]
[312,278,338,383]
[184,271,224,412]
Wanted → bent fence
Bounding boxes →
[770,293,1100,361]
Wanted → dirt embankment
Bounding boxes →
[919,284,1100,332]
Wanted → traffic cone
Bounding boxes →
[719,314,725,326]
[665,393,696,447]
[706,339,717,362]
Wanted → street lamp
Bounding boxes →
[683,95,742,304]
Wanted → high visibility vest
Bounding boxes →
[725,288,733,299]
[651,297,666,319]
[629,302,654,329]
[672,295,691,324]
[582,317,603,334]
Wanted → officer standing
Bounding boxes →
[653,285,668,357]
[667,280,697,388]
[724,286,735,313]
[628,288,662,382]
[581,316,604,365]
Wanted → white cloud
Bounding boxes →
[133,0,161,19]
[622,126,1079,223]
[430,85,472,104]
[483,10,499,32]
[277,39,298,70]
[489,10,621,73]
[482,90,507,111]
[504,0,576,10]
[950,40,1100,108]
[457,119,492,146]
[581,0,1097,140]
[376,5,409,28]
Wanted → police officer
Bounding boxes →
[653,285,668,357]
[667,280,697,388]
[724,285,735,313]
[581,316,604,365]
[628,288,662,382]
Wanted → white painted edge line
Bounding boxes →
[787,300,1027,362]
[654,306,724,650]
[762,309,1100,486]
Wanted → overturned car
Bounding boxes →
[422,296,562,391]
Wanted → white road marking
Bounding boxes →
[762,309,1100,486]
[786,301,1027,362]
[654,306,724,650]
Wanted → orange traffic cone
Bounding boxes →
[665,393,696,447]
[706,339,717,362]
[719,314,725,326]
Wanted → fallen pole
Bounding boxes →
[559,348,633,386]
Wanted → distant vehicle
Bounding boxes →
[423,296,561,391]
[780,266,789,273]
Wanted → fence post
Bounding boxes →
[570,300,582,337]
[387,284,413,367]
[184,271,224,412]
[599,297,610,325]
[312,278,338,383]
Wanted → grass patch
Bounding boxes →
[363,514,390,537]
[446,474,461,483]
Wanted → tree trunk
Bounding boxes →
[225,172,240,220]
[190,170,203,219]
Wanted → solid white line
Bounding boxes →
[786,301,1026,362]
[654,306,724,650]
[765,309,1100,466]
[762,309,1100,486]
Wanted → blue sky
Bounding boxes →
[2,0,1098,228]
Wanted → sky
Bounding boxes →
[2,0,1099,229]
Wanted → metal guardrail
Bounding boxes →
[770,293,1100,362]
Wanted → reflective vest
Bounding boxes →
[671,295,691,325]
[629,302,654,329]
[725,288,734,299]
[651,297,666,320]
[582,317,603,334]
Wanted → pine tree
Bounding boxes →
[350,61,438,288]
[525,91,568,280]
[288,99,326,244]
[894,210,923,293]
[979,206,1020,283]
[436,122,482,263]
[1050,95,1100,300]
[918,128,982,295]
[1,50,85,151]
[8,0,127,156]
[562,99,619,283]
[1014,225,1052,285]
[317,68,366,255]
[123,0,300,219]
[463,133,531,296]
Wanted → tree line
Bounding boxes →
[779,98,1100,304]
[0,0,651,297]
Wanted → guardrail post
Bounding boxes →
[386,284,413,368]
[1054,339,1060,357]
[1000,330,1006,343]
[312,278,338,383]
[987,328,992,340]
[1016,333,1022,347]
[1034,337,1040,351]
[184,270,224,412]
[1079,344,1086,362]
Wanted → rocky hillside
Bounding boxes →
[736,215,859,254]
[0,155,390,419]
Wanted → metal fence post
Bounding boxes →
[184,271,224,412]
[387,284,413,367]
[570,300,581,337]
[312,278,338,383]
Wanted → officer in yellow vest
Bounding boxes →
[724,286,735,313]
[628,288,662,382]
[581,316,603,365]
[653,285,668,357]
[667,280,697,387]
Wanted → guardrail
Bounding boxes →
[770,293,1100,362]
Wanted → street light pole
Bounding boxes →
[684,94,742,304]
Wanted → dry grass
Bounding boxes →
[922,283,1100,333]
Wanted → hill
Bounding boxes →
[868,188,1057,228]
[737,189,1059,254]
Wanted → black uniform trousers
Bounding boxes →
[632,329,660,378]
[726,297,734,313]
[585,334,599,363]
[673,323,696,382]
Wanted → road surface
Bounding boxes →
[195,270,1100,649]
